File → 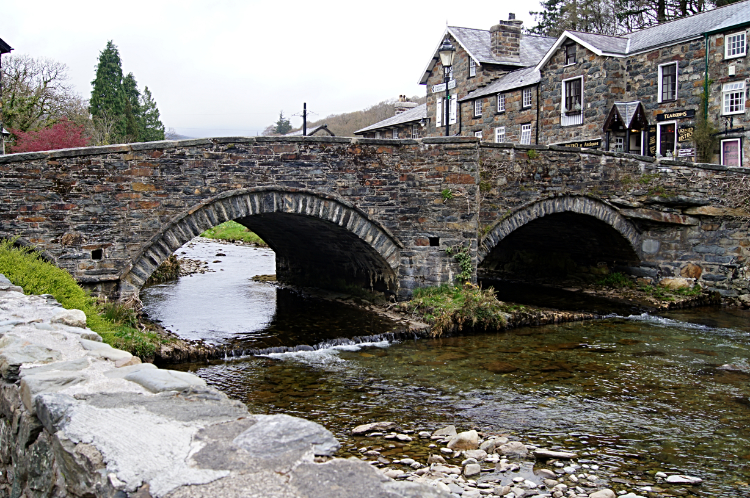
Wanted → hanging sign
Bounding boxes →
[656,109,696,122]
[677,148,695,157]
[678,125,694,142]
[647,125,657,156]
[557,138,602,148]
[431,80,456,93]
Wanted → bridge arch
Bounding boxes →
[120,188,403,298]
[478,196,641,280]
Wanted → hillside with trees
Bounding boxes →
[264,96,425,137]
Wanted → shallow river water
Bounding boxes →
[141,239,750,497]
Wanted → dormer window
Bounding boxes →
[469,59,477,77]
[565,44,576,65]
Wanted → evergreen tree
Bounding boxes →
[122,72,142,141]
[275,111,292,135]
[90,41,126,142]
[139,86,165,142]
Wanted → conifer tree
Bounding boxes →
[139,86,165,142]
[122,72,142,141]
[90,41,126,142]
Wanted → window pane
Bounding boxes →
[520,124,531,145]
[659,123,675,156]
[661,64,676,101]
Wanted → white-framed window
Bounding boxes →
[469,59,477,77]
[725,32,747,59]
[657,121,677,157]
[612,136,624,152]
[436,98,442,127]
[497,93,505,113]
[723,81,746,115]
[522,87,532,108]
[411,125,419,139]
[721,138,742,166]
[565,44,576,65]
[658,62,678,102]
[520,124,532,145]
[474,99,482,117]
[474,130,483,140]
[562,76,583,126]
[375,131,382,139]
[392,128,398,139]
[494,126,506,143]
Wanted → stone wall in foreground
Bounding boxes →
[0,276,448,498]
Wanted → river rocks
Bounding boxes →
[352,421,397,435]
[665,474,703,484]
[50,309,87,328]
[428,454,446,464]
[447,430,479,450]
[589,490,616,498]
[534,448,578,459]
[432,425,457,438]
[659,277,692,290]
[680,263,703,279]
[124,368,206,393]
[463,449,487,460]
[497,441,528,457]
[79,338,132,362]
[463,463,481,477]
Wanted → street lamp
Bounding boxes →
[438,37,455,137]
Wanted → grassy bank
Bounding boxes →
[201,221,266,245]
[401,284,516,337]
[0,239,166,357]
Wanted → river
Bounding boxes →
[141,239,750,497]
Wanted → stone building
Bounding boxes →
[357,2,749,166]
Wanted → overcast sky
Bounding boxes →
[3,0,537,138]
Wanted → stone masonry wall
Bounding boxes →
[462,86,538,144]
[0,137,479,300]
[478,143,750,296]
[0,276,448,498]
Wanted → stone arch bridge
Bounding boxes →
[1,136,748,300]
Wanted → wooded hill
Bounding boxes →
[288,95,425,137]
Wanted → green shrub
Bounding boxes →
[407,284,508,337]
[597,272,636,288]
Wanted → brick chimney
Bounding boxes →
[394,95,418,115]
[490,13,523,63]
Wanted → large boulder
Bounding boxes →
[447,430,479,451]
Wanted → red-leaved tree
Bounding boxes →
[10,119,89,153]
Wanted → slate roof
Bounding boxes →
[286,124,335,137]
[460,67,541,101]
[418,29,555,84]
[537,0,750,68]
[354,103,427,135]
[0,38,11,55]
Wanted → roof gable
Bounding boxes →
[354,103,427,135]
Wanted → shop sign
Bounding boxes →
[558,138,602,149]
[656,109,696,122]
[678,125,694,142]
[677,148,695,157]
[431,80,457,93]
[647,125,657,156]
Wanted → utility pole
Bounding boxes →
[303,103,307,137]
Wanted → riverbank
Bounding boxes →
[0,277,447,498]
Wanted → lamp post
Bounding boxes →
[438,37,455,137]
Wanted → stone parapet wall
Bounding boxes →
[478,143,750,296]
[0,276,448,498]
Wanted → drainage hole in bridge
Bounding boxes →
[91,249,103,260]
[429,237,440,247]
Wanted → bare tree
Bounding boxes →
[1,54,89,132]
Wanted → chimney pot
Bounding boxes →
[509,13,515,19]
